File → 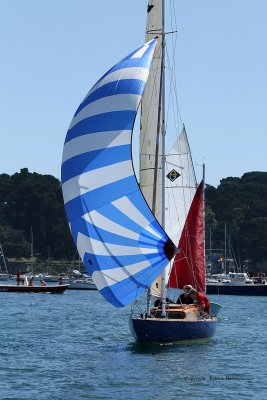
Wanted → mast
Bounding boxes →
[0,242,8,274]
[224,224,227,274]
[30,226,34,275]
[142,0,164,313]
[209,227,212,277]
[160,0,167,316]
[203,163,206,292]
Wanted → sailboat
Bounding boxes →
[61,0,217,344]
[0,243,9,281]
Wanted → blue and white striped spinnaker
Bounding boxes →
[61,39,175,307]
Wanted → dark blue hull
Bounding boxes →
[207,284,267,296]
[129,318,217,345]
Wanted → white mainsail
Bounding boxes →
[140,1,163,223]
[140,1,163,297]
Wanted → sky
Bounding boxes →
[1,0,266,188]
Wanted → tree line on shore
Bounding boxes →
[0,168,266,267]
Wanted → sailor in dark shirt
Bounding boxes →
[176,285,194,305]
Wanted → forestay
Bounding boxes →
[61,39,175,307]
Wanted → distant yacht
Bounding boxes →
[206,272,267,295]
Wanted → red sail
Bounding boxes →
[168,180,205,292]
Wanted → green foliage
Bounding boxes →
[0,169,75,260]
[205,171,267,264]
[1,169,266,265]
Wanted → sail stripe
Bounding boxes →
[70,94,141,130]
[76,206,164,247]
[77,232,159,259]
[81,252,161,272]
[62,159,133,204]
[61,144,130,184]
[64,176,136,222]
[65,110,136,143]
[89,202,157,237]
[83,211,139,240]
[112,196,152,229]
[131,43,151,58]
[62,130,131,164]
[62,39,176,307]
[77,219,154,248]
[73,80,145,119]
[85,48,155,100]
[113,192,163,239]
[82,68,148,103]
[92,260,152,291]
[98,257,167,307]
[78,214,162,248]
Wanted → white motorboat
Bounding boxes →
[68,278,97,290]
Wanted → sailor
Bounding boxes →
[16,271,21,286]
[188,288,211,315]
[176,285,194,305]
[29,276,35,286]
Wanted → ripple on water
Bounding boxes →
[0,292,267,399]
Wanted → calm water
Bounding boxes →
[0,287,266,400]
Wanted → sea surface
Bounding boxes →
[0,285,266,400]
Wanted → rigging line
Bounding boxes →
[168,0,183,126]
[165,185,198,189]
[170,0,178,40]
[165,58,177,138]
[168,254,191,294]
[169,0,180,106]
[181,239,203,291]
[163,47,174,135]
[165,45,183,139]
[147,29,177,35]
[184,126,197,186]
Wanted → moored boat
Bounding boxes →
[0,284,69,293]
[206,273,267,295]
[68,278,97,290]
